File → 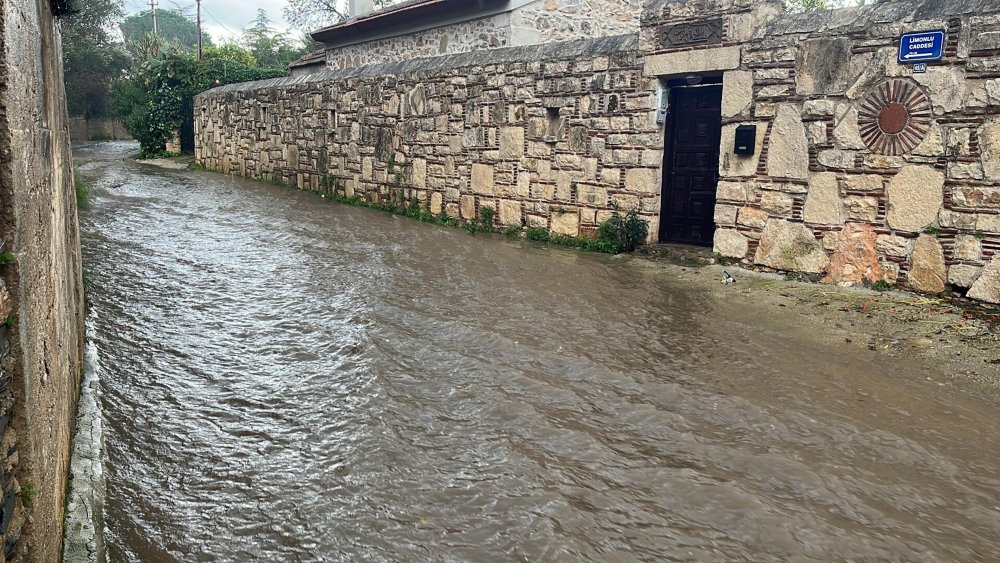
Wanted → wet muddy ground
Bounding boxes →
[67,142,1000,562]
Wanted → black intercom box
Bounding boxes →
[734,125,757,155]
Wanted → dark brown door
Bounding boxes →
[660,85,723,245]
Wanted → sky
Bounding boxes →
[123,0,298,43]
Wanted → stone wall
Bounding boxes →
[680,0,1000,303]
[0,0,86,561]
[200,0,1000,305]
[198,35,665,238]
[511,0,642,46]
[325,12,512,71]
[322,0,641,71]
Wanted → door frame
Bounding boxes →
[658,75,724,245]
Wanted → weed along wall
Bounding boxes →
[0,0,86,560]
[196,0,1000,305]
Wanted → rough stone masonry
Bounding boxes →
[196,0,1000,305]
[0,0,86,561]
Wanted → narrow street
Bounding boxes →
[70,142,1000,562]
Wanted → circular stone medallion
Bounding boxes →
[858,80,932,155]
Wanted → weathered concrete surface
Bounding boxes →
[0,0,86,560]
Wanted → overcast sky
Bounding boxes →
[124,0,299,43]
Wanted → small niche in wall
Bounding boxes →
[545,107,562,142]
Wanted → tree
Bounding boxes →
[120,8,212,51]
[112,35,287,156]
[241,9,314,69]
[61,0,129,118]
[203,44,257,68]
[282,0,400,33]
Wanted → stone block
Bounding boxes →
[843,195,878,222]
[754,219,829,274]
[766,105,809,180]
[644,46,741,77]
[717,180,758,202]
[722,71,753,118]
[805,121,827,145]
[796,38,853,95]
[842,174,883,192]
[981,118,1000,182]
[498,199,522,226]
[624,168,658,193]
[817,149,856,169]
[948,264,982,288]
[803,172,844,225]
[499,127,525,159]
[954,235,983,262]
[714,204,739,226]
[737,206,769,229]
[551,210,579,236]
[610,193,640,211]
[430,192,443,215]
[886,165,944,233]
[948,162,985,181]
[412,158,427,188]
[968,257,1000,303]
[526,214,547,228]
[471,163,495,195]
[759,191,794,215]
[576,184,608,206]
[821,223,883,285]
[832,107,866,150]
[875,235,913,258]
[908,235,946,293]
[714,228,749,259]
[460,195,476,219]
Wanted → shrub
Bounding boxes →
[596,205,649,253]
[526,227,550,242]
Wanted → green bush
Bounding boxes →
[596,205,649,253]
[526,227,550,242]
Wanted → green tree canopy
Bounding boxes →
[240,9,311,69]
[62,0,129,118]
[282,0,400,32]
[120,8,212,51]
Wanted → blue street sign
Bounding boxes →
[898,30,946,64]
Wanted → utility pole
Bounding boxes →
[196,0,203,60]
[150,0,158,34]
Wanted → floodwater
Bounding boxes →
[70,142,1000,562]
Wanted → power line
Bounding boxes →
[201,5,238,37]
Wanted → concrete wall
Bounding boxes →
[322,0,641,71]
[0,0,86,560]
[68,117,133,142]
[198,0,1000,305]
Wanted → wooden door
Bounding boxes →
[660,85,723,245]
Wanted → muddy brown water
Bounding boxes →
[72,142,1000,562]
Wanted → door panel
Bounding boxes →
[660,85,723,246]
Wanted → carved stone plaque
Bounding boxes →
[660,19,723,49]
